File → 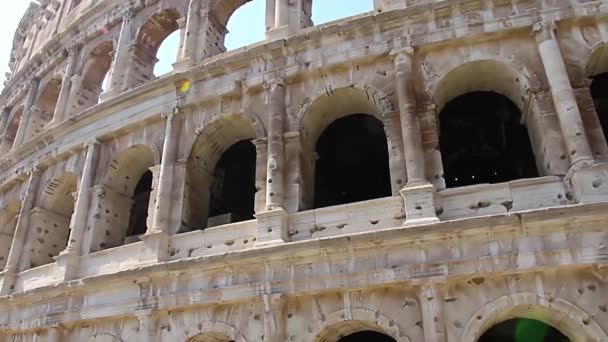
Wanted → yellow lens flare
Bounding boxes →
[179,80,192,94]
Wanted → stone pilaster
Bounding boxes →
[265,0,309,40]
[266,79,286,211]
[56,138,99,280]
[381,111,407,195]
[262,293,286,342]
[13,77,40,146]
[254,138,268,214]
[101,10,134,100]
[0,167,41,295]
[174,0,200,71]
[136,310,160,342]
[0,108,9,135]
[142,111,180,262]
[417,284,446,342]
[534,22,593,167]
[283,132,303,213]
[51,43,81,125]
[392,48,440,226]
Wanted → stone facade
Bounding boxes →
[0,0,607,341]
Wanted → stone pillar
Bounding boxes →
[262,294,286,342]
[175,0,200,70]
[392,48,440,226]
[417,284,446,342]
[101,10,134,100]
[266,80,286,210]
[13,77,40,146]
[65,73,84,118]
[51,43,81,125]
[56,139,99,279]
[0,167,41,295]
[0,108,8,135]
[534,22,593,167]
[136,310,159,342]
[274,0,290,28]
[254,138,268,214]
[141,111,180,261]
[381,111,407,195]
[283,132,303,213]
[149,111,179,234]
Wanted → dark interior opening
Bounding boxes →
[338,331,396,342]
[590,72,608,140]
[127,170,152,237]
[208,139,256,224]
[439,91,538,188]
[313,114,391,209]
[479,318,570,342]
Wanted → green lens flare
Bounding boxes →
[515,319,549,342]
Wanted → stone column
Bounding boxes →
[51,43,81,125]
[141,111,180,261]
[175,0,201,70]
[149,111,179,234]
[381,111,407,195]
[101,10,134,100]
[253,138,268,214]
[266,79,286,210]
[534,22,593,167]
[262,293,286,342]
[256,80,289,246]
[13,77,40,146]
[392,48,440,226]
[0,167,41,295]
[56,139,100,279]
[136,310,159,342]
[417,284,446,342]
[274,0,290,28]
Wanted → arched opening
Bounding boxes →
[224,0,266,51]
[188,332,235,342]
[131,9,180,87]
[0,106,23,153]
[479,318,570,341]
[590,72,608,142]
[0,199,21,270]
[31,77,62,135]
[314,114,391,208]
[186,114,259,231]
[338,331,396,342]
[28,173,77,268]
[154,30,180,76]
[207,140,256,227]
[72,41,113,115]
[88,145,155,252]
[439,91,538,188]
[125,170,153,241]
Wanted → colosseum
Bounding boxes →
[0,0,607,340]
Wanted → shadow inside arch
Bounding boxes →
[461,292,608,342]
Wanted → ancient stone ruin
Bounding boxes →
[0,0,607,341]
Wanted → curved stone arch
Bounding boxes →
[291,83,394,134]
[39,171,78,217]
[583,41,608,78]
[461,292,608,342]
[102,144,158,197]
[184,321,248,342]
[304,308,405,342]
[430,58,536,114]
[188,111,266,169]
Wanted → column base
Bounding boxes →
[266,25,290,41]
[569,162,608,203]
[400,183,441,227]
[54,250,80,281]
[255,209,289,247]
[0,270,16,296]
[173,58,193,73]
[140,231,171,262]
[99,88,119,103]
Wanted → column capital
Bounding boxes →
[161,111,175,121]
[532,21,556,41]
[83,137,100,149]
[29,76,40,87]
[391,46,415,65]
[66,42,82,57]
[264,77,286,90]
[26,166,42,177]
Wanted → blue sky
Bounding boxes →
[0,1,374,90]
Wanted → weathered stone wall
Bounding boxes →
[0,0,607,341]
